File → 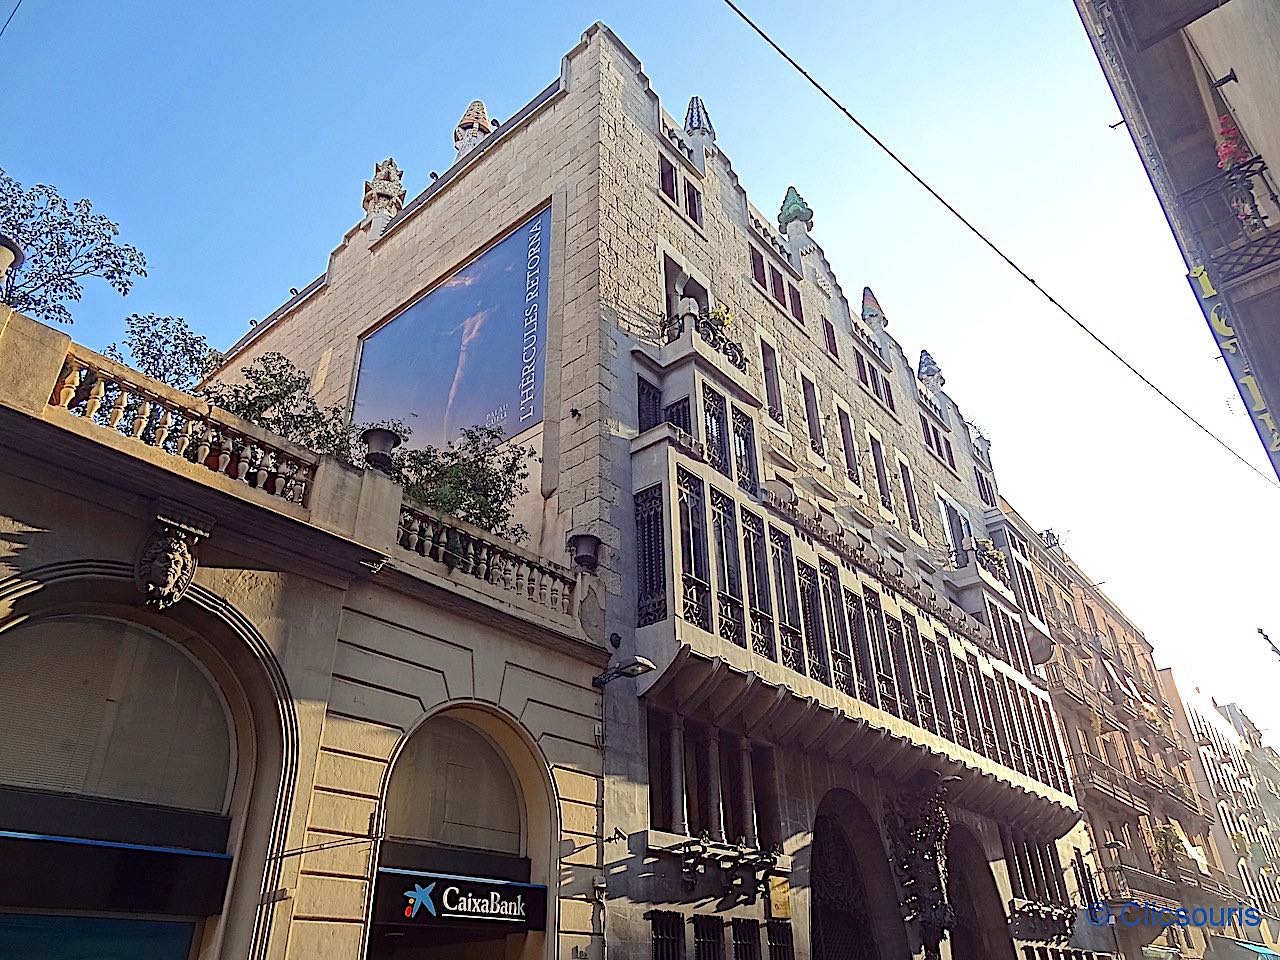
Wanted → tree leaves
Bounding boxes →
[0,169,147,325]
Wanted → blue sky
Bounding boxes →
[6,1,1279,732]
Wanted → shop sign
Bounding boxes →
[373,867,547,931]
[1188,264,1280,480]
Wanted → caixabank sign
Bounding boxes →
[372,867,548,931]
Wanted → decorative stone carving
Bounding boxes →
[862,286,887,328]
[454,100,493,158]
[887,770,959,960]
[683,95,715,142]
[362,158,406,218]
[778,186,813,231]
[134,504,212,609]
[918,349,945,389]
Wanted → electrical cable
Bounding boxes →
[0,0,24,40]
[719,0,1279,490]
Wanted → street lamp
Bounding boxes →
[592,655,655,688]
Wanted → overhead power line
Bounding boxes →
[720,0,1278,491]
[0,0,24,41]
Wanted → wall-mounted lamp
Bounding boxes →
[0,235,24,289]
[361,426,402,475]
[1213,69,1238,89]
[567,532,602,573]
[592,656,655,688]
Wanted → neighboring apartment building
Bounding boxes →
[202,21,1093,960]
[1005,508,1229,959]
[1071,0,1280,478]
[1219,702,1280,887]
[1165,681,1280,953]
[0,303,607,960]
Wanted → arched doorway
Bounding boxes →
[810,790,911,960]
[367,707,556,960]
[0,614,238,959]
[945,826,1017,960]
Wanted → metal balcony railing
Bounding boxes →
[1177,155,1280,282]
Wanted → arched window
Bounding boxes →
[0,615,233,813]
[385,716,522,854]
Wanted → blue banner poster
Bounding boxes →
[352,206,551,450]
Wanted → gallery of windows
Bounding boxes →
[635,463,1069,792]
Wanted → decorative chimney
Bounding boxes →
[683,96,715,153]
[778,186,813,233]
[363,158,406,219]
[454,100,493,159]
[918,349,945,390]
[861,287,887,329]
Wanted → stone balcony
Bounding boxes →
[0,308,593,655]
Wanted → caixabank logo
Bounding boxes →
[375,867,549,932]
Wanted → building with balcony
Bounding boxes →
[1006,509,1230,959]
[1219,703,1280,879]
[0,305,607,960]
[1071,0,1280,478]
[198,21,1096,960]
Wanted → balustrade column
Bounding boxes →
[706,732,725,842]
[1039,842,1067,904]
[1024,837,1049,901]
[670,714,688,836]
[739,738,757,848]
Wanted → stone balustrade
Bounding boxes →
[398,498,576,617]
[49,344,318,506]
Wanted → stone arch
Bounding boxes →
[367,700,562,960]
[810,788,911,960]
[0,560,299,960]
[945,825,1017,960]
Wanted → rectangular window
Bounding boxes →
[974,467,996,507]
[769,527,803,673]
[769,266,786,305]
[820,560,854,696]
[653,911,686,960]
[732,918,762,960]
[685,181,704,225]
[711,489,744,648]
[639,376,662,432]
[677,468,711,632]
[760,340,784,425]
[822,317,838,357]
[694,916,725,960]
[844,588,877,705]
[786,283,804,324]
[731,407,758,496]
[703,385,732,480]
[665,396,692,434]
[883,377,895,411]
[864,589,900,715]
[647,708,673,830]
[659,153,678,202]
[942,436,955,469]
[855,351,868,385]
[900,460,921,533]
[796,561,830,684]
[869,435,893,512]
[741,509,774,659]
[838,408,860,485]
[749,246,767,287]
[636,485,668,627]
[885,613,918,726]
[801,376,823,456]
[766,922,794,960]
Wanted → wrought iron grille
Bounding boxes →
[863,589,899,716]
[902,614,936,734]
[665,397,692,434]
[797,561,830,685]
[731,919,762,960]
[740,509,775,660]
[843,588,876,705]
[653,911,686,960]
[766,922,795,960]
[677,468,712,632]
[885,614,916,725]
[693,915,726,960]
[704,386,732,479]
[639,375,663,432]
[769,527,804,674]
[732,407,759,496]
[820,561,854,696]
[710,489,745,648]
[636,484,667,627]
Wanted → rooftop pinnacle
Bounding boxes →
[455,100,494,158]
[778,186,813,231]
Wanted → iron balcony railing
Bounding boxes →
[1177,155,1280,282]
